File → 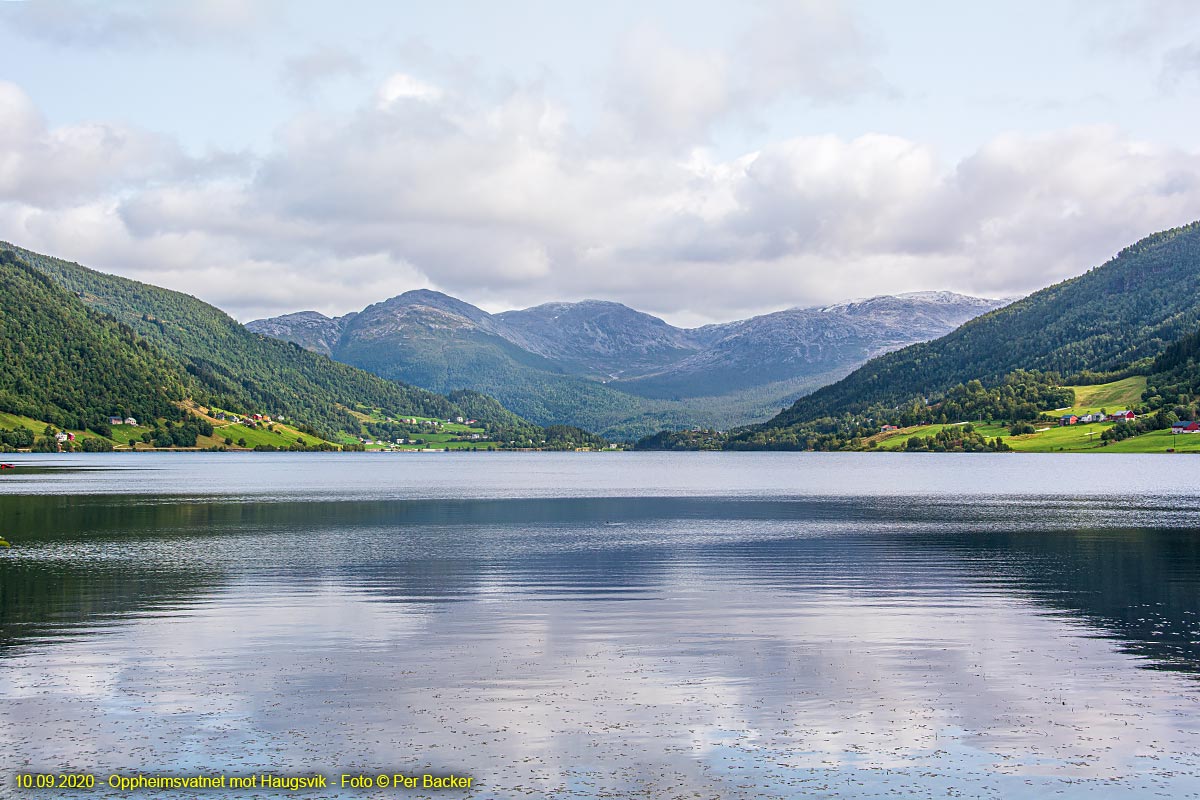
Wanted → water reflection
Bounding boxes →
[3,483,1200,797]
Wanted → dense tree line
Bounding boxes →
[0,426,35,452]
[0,251,189,434]
[137,418,215,448]
[540,425,608,450]
[634,429,727,451]
[719,371,1070,451]
[899,424,1011,452]
[1134,326,1200,423]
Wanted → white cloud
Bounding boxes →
[0,0,279,48]
[597,2,887,151]
[736,0,889,103]
[376,73,444,107]
[1,66,1199,325]
[280,47,364,97]
[602,26,733,147]
[0,80,200,207]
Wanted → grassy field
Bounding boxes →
[876,420,1108,452]
[108,423,153,447]
[365,427,495,451]
[1004,422,1110,452]
[345,405,499,450]
[199,421,329,450]
[1062,376,1146,415]
[1101,428,1200,453]
[0,410,134,447]
[871,375,1194,453]
[875,424,961,450]
[877,419,1200,453]
[0,410,48,432]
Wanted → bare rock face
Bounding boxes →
[246,311,356,358]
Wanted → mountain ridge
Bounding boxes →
[0,242,570,448]
[721,219,1200,449]
[249,289,1005,437]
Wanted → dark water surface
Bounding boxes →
[3,452,1200,798]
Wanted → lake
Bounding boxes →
[2,452,1200,798]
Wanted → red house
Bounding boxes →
[1108,410,1136,421]
[1172,421,1200,434]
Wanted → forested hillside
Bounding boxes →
[0,250,188,433]
[4,244,479,437]
[753,221,1200,434]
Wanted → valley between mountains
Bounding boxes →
[249,291,1004,438]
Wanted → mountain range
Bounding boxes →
[249,290,1005,438]
[727,219,1200,449]
[7,218,1200,453]
[0,242,599,451]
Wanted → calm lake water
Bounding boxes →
[3,452,1200,799]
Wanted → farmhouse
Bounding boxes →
[124,417,137,426]
[108,415,123,425]
[1172,421,1200,434]
[1108,410,1136,421]
[1059,414,1078,426]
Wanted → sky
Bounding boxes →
[1,0,1199,326]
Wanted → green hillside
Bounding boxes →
[0,243,593,450]
[718,221,1200,450]
[758,221,1200,431]
[0,250,188,433]
[3,243,496,438]
[1063,376,1146,415]
[334,324,643,433]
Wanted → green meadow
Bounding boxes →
[873,376,1197,453]
[0,410,128,447]
[201,422,329,450]
[1061,376,1146,415]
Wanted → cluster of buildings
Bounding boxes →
[1059,410,1136,426]
[107,415,138,426]
[398,417,479,427]
[212,411,273,425]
